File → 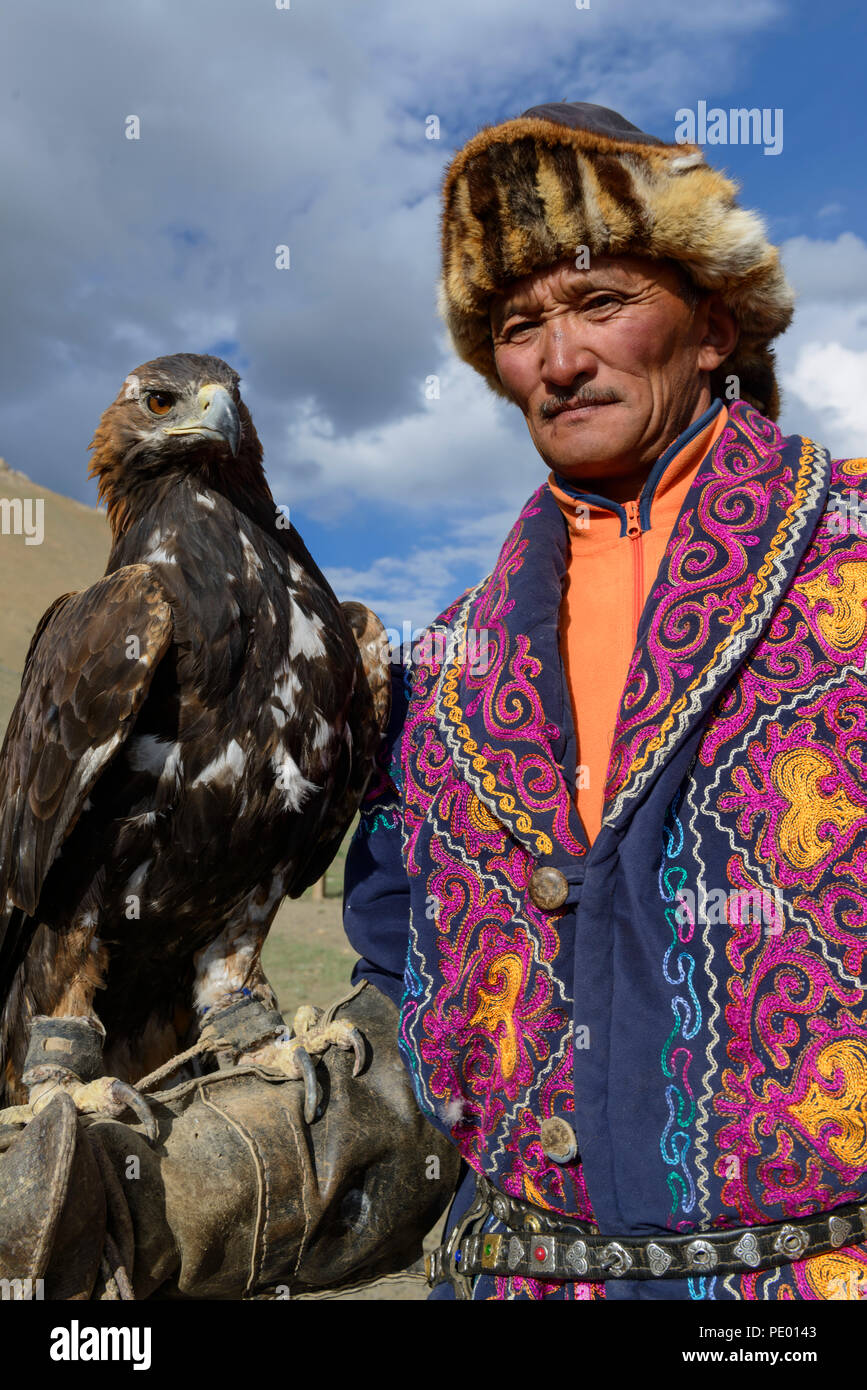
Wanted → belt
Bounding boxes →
[426,1173,867,1297]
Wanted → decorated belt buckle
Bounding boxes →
[733,1232,761,1268]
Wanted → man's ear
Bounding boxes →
[697,294,739,373]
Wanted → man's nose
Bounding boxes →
[538,321,596,386]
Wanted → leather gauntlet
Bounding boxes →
[0,982,460,1299]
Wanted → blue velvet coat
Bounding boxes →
[343,400,867,1301]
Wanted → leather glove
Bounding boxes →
[0,981,460,1299]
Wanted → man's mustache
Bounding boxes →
[540,388,621,420]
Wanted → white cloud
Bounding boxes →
[781,232,867,303]
[276,343,544,522]
[775,233,867,454]
[1,0,791,495]
[783,343,867,459]
[325,548,478,635]
[323,504,523,632]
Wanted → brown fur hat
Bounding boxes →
[438,102,794,418]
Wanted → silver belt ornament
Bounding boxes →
[426,1174,867,1296]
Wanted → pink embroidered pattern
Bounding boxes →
[398,487,593,1226]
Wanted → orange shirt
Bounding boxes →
[548,403,728,846]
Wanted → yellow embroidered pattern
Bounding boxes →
[803,1250,867,1300]
[794,560,867,651]
[467,951,525,1082]
[790,1038,867,1170]
[772,745,864,871]
[467,793,502,835]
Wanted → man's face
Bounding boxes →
[490,254,737,492]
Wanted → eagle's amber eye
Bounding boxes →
[146,392,173,416]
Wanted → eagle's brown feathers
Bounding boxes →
[0,354,389,1107]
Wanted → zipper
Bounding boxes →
[625,499,643,643]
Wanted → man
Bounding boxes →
[343,102,867,1300]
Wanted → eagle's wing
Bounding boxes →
[0,564,173,994]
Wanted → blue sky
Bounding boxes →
[1,0,865,633]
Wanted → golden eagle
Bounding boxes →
[0,354,389,1134]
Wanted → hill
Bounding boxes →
[0,457,111,731]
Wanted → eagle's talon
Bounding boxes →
[236,1013,366,1118]
[293,1046,321,1124]
[235,1035,322,1120]
[30,1074,158,1143]
[292,1016,368,1076]
[0,1101,34,1127]
[106,1080,159,1143]
[345,1026,366,1077]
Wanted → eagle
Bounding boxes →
[0,354,390,1135]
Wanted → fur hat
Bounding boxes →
[438,102,794,419]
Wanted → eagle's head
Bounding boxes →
[88,353,270,535]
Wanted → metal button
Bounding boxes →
[540,1116,578,1164]
[528,864,568,911]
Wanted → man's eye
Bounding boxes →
[504,320,537,341]
[146,392,174,415]
[585,294,620,310]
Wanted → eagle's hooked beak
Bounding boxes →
[163,384,241,457]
